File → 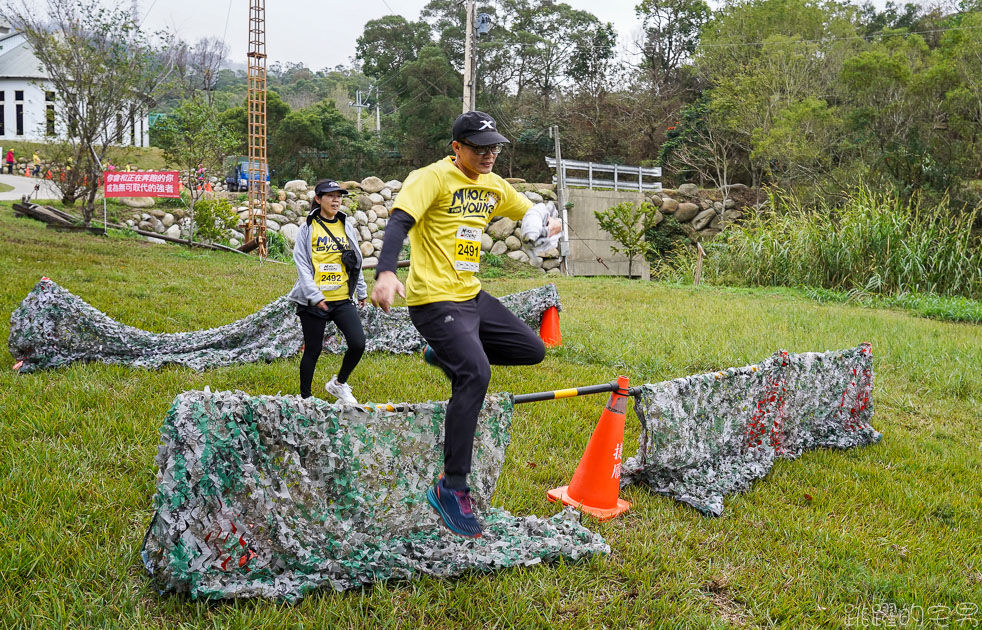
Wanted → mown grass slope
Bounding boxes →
[1,205,980,629]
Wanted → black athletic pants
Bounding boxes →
[297,300,366,399]
[409,290,545,489]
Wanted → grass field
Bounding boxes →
[1,204,980,629]
[1,141,169,172]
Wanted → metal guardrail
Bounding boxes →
[545,157,662,192]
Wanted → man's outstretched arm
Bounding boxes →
[370,209,415,312]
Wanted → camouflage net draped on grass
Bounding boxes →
[8,278,561,373]
[323,285,561,355]
[141,390,608,601]
[621,343,880,516]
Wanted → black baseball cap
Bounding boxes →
[314,180,348,196]
[452,111,510,145]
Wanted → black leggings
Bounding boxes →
[297,300,366,398]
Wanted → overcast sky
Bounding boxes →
[139,0,651,71]
[139,0,905,72]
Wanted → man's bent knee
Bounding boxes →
[456,359,491,390]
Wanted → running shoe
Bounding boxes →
[324,375,358,405]
[422,344,453,380]
[427,477,483,538]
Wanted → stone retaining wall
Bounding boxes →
[643,182,761,243]
[242,176,566,274]
[115,175,760,270]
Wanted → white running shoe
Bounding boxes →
[325,375,358,405]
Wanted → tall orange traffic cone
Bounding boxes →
[547,375,632,520]
[540,305,561,347]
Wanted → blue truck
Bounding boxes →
[224,157,271,192]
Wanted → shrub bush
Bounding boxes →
[265,230,291,262]
[645,215,693,263]
[594,200,662,277]
[192,198,239,243]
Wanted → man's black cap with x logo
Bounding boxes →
[452,110,510,145]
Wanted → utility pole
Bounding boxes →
[462,0,476,112]
[552,125,571,276]
[375,87,381,133]
[352,89,368,133]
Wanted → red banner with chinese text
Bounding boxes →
[103,171,181,198]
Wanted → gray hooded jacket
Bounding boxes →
[287,209,368,305]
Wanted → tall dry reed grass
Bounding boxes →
[658,187,982,299]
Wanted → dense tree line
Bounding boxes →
[150,0,982,209]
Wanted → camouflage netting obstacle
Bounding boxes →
[141,390,608,600]
[621,344,880,516]
[324,284,562,355]
[9,279,561,373]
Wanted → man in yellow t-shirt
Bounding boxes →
[371,111,548,538]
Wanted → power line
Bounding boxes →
[351,2,421,96]
[220,0,234,54]
[482,101,514,133]
[388,66,459,116]
[136,0,160,28]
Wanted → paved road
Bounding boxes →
[0,173,60,201]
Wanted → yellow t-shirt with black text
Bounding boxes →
[393,156,533,306]
[310,217,350,302]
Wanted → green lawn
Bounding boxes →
[1,141,170,171]
[1,204,980,629]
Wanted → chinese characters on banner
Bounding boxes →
[103,171,181,198]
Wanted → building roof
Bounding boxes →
[0,37,48,80]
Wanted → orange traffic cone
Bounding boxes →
[547,375,632,520]
[540,305,562,347]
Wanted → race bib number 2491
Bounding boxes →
[454,225,482,272]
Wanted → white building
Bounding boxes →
[0,24,149,147]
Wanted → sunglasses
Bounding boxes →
[458,141,504,155]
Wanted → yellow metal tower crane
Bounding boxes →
[244,0,268,258]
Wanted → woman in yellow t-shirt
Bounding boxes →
[287,180,368,404]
